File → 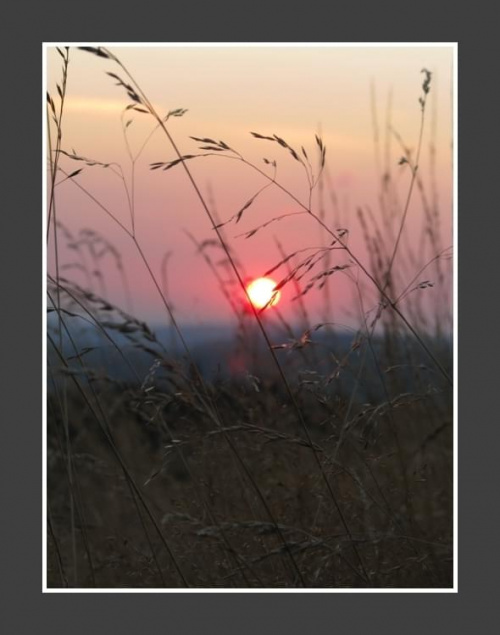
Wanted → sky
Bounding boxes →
[46,44,454,331]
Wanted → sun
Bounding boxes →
[246,277,281,310]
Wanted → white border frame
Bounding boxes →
[42,41,458,593]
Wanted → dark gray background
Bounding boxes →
[1,1,498,633]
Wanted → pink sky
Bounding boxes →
[46,44,454,330]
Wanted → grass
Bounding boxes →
[46,46,453,588]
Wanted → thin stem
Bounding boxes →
[384,114,426,289]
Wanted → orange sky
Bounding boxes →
[46,44,454,328]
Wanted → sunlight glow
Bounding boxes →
[246,277,281,310]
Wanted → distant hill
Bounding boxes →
[47,313,452,406]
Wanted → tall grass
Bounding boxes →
[46,46,453,588]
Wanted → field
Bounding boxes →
[46,46,454,589]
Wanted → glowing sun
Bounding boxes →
[246,277,281,310]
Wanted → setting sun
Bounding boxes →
[246,277,281,310]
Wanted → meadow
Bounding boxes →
[46,46,453,588]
